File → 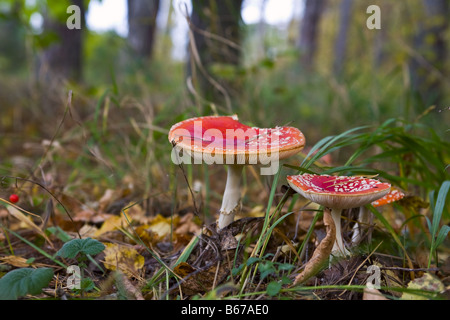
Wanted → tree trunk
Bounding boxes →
[297,0,327,71]
[333,0,353,77]
[127,0,160,60]
[409,0,449,107]
[0,1,26,73]
[40,0,85,82]
[187,0,244,112]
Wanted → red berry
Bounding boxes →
[9,194,19,203]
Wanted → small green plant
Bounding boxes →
[56,237,105,296]
[426,181,450,268]
[234,254,294,297]
[0,267,54,300]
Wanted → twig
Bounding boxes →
[361,266,439,273]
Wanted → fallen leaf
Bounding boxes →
[173,261,228,296]
[0,256,32,268]
[174,262,196,278]
[73,209,114,224]
[148,214,179,239]
[246,205,265,218]
[0,208,8,218]
[113,271,145,300]
[102,243,145,278]
[136,214,181,245]
[79,224,98,238]
[174,213,202,237]
[94,215,124,237]
[363,287,389,300]
[98,189,116,212]
[6,206,52,245]
[122,203,148,224]
[401,273,445,300]
[293,208,336,285]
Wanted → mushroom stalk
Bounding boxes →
[330,208,351,257]
[351,206,370,244]
[217,164,244,229]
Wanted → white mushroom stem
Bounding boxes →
[351,206,370,244]
[330,208,351,257]
[217,164,244,229]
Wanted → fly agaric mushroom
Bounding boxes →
[169,115,305,229]
[351,188,405,244]
[286,173,391,257]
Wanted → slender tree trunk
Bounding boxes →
[256,0,268,60]
[187,0,244,111]
[127,0,160,60]
[40,0,85,82]
[297,0,327,71]
[333,0,353,77]
[409,0,449,107]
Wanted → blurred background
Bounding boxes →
[0,0,449,216]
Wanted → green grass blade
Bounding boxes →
[4,227,67,269]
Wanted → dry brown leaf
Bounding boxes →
[78,224,98,238]
[6,206,52,245]
[98,189,117,212]
[122,203,148,224]
[174,262,196,277]
[293,208,336,285]
[363,287,389,300]
[173,261,228,296]
[0,208,8,218]
[174,213,202,236]
[114,271,145,300]
[0,255,49,268]
[73,208,114,224]
[0,255,32,268]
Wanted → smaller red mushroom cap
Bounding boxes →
[287,173,391,209]
[371,188,404,207]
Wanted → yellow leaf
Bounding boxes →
[402,273,445,300]
[102,243,145,277]
[147,214,179,240]
[94,215,124,237]
[122,202,147,224]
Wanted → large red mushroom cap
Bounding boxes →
[287,173,391,209]
[168,115,305,165]
[371,188,405,207]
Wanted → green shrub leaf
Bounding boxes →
[56,238,105,259]
[266,281,282,297]
[0,267,54,300]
